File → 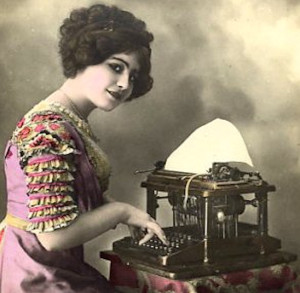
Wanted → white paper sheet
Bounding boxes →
[165,119,253,174]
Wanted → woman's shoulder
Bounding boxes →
[12,100,69,143]
[11,101,78,164]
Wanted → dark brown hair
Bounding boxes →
[59,4,154,100]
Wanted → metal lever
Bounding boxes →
[134,160,165,175]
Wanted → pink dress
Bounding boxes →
[0,101,117,292]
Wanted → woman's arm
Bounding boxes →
[36,201,167,251]
[13,116,165,251]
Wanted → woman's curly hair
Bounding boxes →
[59,4,154,100]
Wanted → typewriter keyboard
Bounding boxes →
[113,228,201,256]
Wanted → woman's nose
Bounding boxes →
[116,72,130,90]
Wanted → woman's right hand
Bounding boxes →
[37,201,167,251]
[122,203,168,246]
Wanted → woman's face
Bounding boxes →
[77,51,140,112]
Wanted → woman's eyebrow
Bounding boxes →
[110,57,139,72]
[111,57,129,68]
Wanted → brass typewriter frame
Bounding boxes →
[111,169,296,279]
[142,169,279,263]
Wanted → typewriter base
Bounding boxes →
[108,251,297,280]
[113,233,281,267]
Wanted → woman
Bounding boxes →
[0,4,167,292]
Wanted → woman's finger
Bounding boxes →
[128,225,139,239]
[146,222,168,245]
[138,230,154,245]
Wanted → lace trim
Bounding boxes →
[26,171,74,184]
[26,213,78,233]
[25,158,76,173]
[28,204,78,219]
[28,183,74,194]
[28,194,75,207]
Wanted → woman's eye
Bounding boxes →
[109,63,124,74]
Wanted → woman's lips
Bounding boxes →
[107,90,122,101]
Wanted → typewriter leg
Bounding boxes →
[256,192,268,236]
[147,188,157,219]
[203,197,212,263]
[256,191,268,255]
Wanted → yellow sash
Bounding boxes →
[0,213,29,231]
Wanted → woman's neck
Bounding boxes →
[46,80,96,120]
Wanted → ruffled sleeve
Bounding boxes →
[12,112,80,233]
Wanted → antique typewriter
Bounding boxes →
[112,162,296,278]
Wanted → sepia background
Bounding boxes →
[0,0,299,277]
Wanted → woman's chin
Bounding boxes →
[97,102,120,112]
